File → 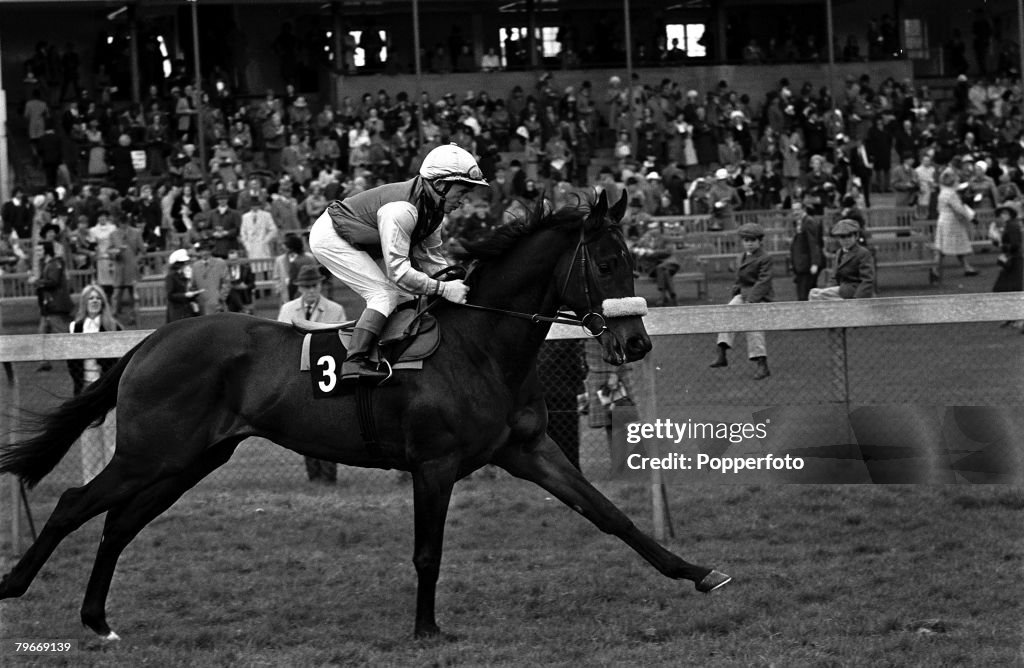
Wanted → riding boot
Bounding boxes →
[752,356,770,380]
[710,343,729,368]
[341,309,389,384]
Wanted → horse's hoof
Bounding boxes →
[414,624,441,640]
[0,574,26,599]
[416,631,459,643]
[100,631,120,642]
[414,625,458,642]
[696,570,732,593]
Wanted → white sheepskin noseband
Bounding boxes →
[602,297,648,318]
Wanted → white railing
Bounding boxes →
[2,293,1024,360]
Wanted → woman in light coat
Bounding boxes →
[931,168,979,284]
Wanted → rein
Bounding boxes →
[451,225,608,338]
[453,301,604,333]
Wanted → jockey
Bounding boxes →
[308,143,489,383]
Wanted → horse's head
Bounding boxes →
[556,190,652,365]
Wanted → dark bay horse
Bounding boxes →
[0,190,730,641]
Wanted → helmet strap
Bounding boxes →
[436,180,454,200]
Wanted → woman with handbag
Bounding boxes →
[931,168,980,284]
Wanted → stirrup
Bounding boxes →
[375,358,393,386]
[341,357,389,384]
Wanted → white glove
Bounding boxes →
[438,279,469,304]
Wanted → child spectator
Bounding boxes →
[809,219,876,300]
[709,223,774,380]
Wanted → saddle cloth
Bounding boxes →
[297,309,440,373]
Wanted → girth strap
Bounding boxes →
[355,385,383,459]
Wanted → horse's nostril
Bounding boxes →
[626,335,652,355]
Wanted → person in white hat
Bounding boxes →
[308,143,488,383]
[705,168,741,230]
[165,248,203,323]
[965,159,998,210]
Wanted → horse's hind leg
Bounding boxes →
[491,435,730,592]
[79,440,240,639]
[0,458,166,600]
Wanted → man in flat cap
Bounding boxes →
[710,222,774,380]
[809,219,875,300]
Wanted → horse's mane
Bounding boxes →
[452,190,597,262]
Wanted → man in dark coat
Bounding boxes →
[850,140,874,208]
[204,193,242,258]
[864,117,893,195]
[1,188,34,239]
[992,202,1023,296]
[788,202,824,301]
[33,241,74,370]
[37,124,64,188]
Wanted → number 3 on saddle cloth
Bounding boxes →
[296,306,441,398]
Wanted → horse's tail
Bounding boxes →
[0,338,148,488]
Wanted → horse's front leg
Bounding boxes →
[410,454,461,638]
[491,435,730,593]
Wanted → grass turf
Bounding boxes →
[1,478,1020,666]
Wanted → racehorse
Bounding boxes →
[0,189,730,641]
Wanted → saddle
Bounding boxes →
[295,301,440,375]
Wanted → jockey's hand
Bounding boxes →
[438,279,470,304]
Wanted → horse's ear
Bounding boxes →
[609,192,628,224]
[593,190,609,221]
[530,200,544,226]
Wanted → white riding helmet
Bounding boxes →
[168,248,191,265]
[419,143,490,188]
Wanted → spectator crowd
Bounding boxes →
[4,60,1024,325]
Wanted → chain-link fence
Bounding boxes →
[636,321,1024,484]
[3,296,1024,550]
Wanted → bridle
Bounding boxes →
[452,224,611,338]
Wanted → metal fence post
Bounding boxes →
[827,326,856,444]
[640,350,672,541]
[827,327,851,409]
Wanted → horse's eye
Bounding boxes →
[597,263,612,275]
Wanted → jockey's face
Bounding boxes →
[441,183,475,213]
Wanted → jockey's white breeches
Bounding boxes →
[308,215,411,316]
